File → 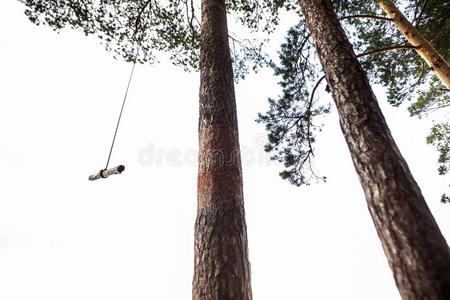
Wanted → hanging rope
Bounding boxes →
[104,46,140,170]
[89,11,147,181]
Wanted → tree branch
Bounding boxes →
[413,60,427,88]
[184,0,197,47]
[228,34,255,53]
[134,0,152,37]
[190,0,195,32]
[295,33,311,69]
[340,14,393,22]
[356,45,419,58]
[415,0,429,28]
[305,75,326,156]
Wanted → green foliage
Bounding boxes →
[256,22,329,185]
[22,0,201,68]
[258,0,450,189]
[226,0,297,33]
[344,0,450,110]
[408,77,450,117]
[341,1,450,187]
[441,193,450,204]
[20,0,291,76]
[426,122,450,175]
[229,37,271,80]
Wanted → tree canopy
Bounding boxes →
[21,0,295,78]
[258,0,450,195]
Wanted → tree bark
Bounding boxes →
[377,0,450,88]
[192,0,252,299]
[297,0,450,299]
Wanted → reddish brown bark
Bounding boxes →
[298,0,450,299]
[192,0,252,299]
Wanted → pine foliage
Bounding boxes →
[258,0,449,188]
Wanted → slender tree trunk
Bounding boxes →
[298,0,450,299]
[378,0,450,88]
[192,0,252,299]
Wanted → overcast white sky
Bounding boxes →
[1,1,449,299]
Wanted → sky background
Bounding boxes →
[1,1,449,299]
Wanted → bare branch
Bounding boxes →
[183,0,197,47]
[427,103,450,113]
[412,1,420,25]
[228,34,255,53]
[356,45,418,58]
[189,0,197,44]
[306,75,326,156]
[415,0,429,28]
[295,33,311,69]
[340,14,393,22]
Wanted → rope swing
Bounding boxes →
[89,46,139,181]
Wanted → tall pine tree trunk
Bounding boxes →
[377,0,450,88]
[192,0,252,299]
[298,0,450,298]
